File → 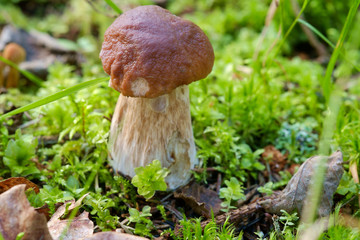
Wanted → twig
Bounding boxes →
[216,173,222,194]
[253,0,279,61]
[164,204,183,221]
[349,162,360,208]
[119,219,134,235]
[290,0,328,61]
[154,224,171,230]
[160,192,174,203]
[200,201,264,229]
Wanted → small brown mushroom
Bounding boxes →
[100,5,214,189]
[0,52,4,87]
[0,43,26,88]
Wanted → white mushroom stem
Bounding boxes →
[109,85,198,190]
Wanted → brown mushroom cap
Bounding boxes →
[100,5,214,98]
[3,43,26,64]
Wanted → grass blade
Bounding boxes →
[298,18,360,72]
[300,0,360,227]
[264,0,309,67]
[297,18,335,49]
[321,0,360,102]
[104,0,122,14]
[0,55,45,87]
[0,77,109,121]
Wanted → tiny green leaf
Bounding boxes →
[131,160,170,200]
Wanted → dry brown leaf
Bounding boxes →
[0,177,39,194]
[47,211,93,240]
[47,194,93,240]
[84,232,148,240]
[35,202,64,221]
[174,181,222,218]
[0,184,52,240]
[261,151,344,217]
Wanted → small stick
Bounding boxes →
[216,173,222,194]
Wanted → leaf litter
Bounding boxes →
[198,151,344,231]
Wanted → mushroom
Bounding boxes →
[100,5,214,189]
[0,43,26,88]
[0,52,4,87]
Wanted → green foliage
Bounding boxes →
[270,210,299,239]
[3,130,39,177]
[0,76,109,121]
[196,125,265,182]
[166,218,242,240]
[336,172,360,198]
[127,206,154,237]
[157,205,168,221]
[275,119,318,163]
[321,225,360,240]
[15,232,24,240]
[38,185,73,213]
[219,177,245,212]
[258,171,293,196]
[166,216,239,240]
[131,160,170,200]
[85,193,120,230]
[257,182,275,196]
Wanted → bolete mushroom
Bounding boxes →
[0,43,26,88]
[100,5,214,189]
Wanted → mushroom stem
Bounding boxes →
[0,61,4,87]
[6,67,20,88]
[109,85,198,190]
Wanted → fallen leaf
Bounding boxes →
[261,151,344,217]
[47,194,93,240]
[0,177,39,194]
[0,184,52,240]
[35,202,64,221]
[174,181,222,218]
[84,232,148,240]
[49,193,89,221]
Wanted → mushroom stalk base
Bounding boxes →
[109,85,198,190]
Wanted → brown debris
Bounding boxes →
[261,145,287,176]
[174,181,222,218]
[199,201,262,230]
[0,177,39,194]
[0,184,52,240]
[192,151,344,232]
[35,202,64,221]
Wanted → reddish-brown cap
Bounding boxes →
[100,5,214,98]
[2,43,26,64]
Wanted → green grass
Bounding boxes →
[0,77,109,121]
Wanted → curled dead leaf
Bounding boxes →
[0,177,39,194]
[261,151,344,217]
[0,184,51,240]
[47,193,93,240]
